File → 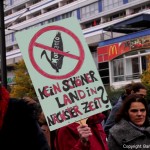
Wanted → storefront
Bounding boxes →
[97,29,150,88]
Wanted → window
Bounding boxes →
[6,46,13,52]
[5,10,12,17]
[102,0,123,11]
[140,49,150,53]
[141,55,150,71]
[44,4,58,13]
[128,0,137,2]
[133,3,150,13]
[110,11,125,21]
[126,57,140,80]
[17,16,26,23]
[5,34,13,43]
[5,0,12,6]
[14,4,26,12]
[80,2,98,19]
[98,62,110,85]
[91,51,98,68]
[32,0,41,5]
[13,0,23,5]
[32,11,41,17]
[12,32,16,42]
[112,59,124,82]
[141,56,147,71]
[47,17,57,23]
[62,12,72,19]
[66,0,76,4]
[60,10,77,20]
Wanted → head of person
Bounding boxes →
[116,94,149,127]
[121,83,133,100]
[131,82,147,98]
[124,83,133,95]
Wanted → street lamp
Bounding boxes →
[0,0,7,88]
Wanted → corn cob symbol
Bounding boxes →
[41,32,64,72]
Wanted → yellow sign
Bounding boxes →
[109,45,117,56]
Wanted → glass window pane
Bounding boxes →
[98,62,109,70]
[112,59,124,82]
[125,50,138,56]
[101,77,110,85]
[112,59,124,76]
[99,70,109,77]
[141,55,150,71]
[140,49,150,53]
[126,57,140,80]
[86,6,90,13]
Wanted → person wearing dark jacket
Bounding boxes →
[108,94,150,150]
[55,113,109,150]
[0,86,50,150]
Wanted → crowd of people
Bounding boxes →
[0,82,150,150]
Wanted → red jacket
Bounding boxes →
[55,114,109,150]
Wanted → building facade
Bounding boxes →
[98,29,150,88]
[4,0,150,87]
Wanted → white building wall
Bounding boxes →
[4,0,150,86]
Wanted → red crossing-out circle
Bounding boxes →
[29,25,85,80]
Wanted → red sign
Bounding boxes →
[97,41,131,62]
[28,26,85,79]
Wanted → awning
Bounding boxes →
[103,14,150,34]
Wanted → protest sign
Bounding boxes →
[15,17,112,131]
